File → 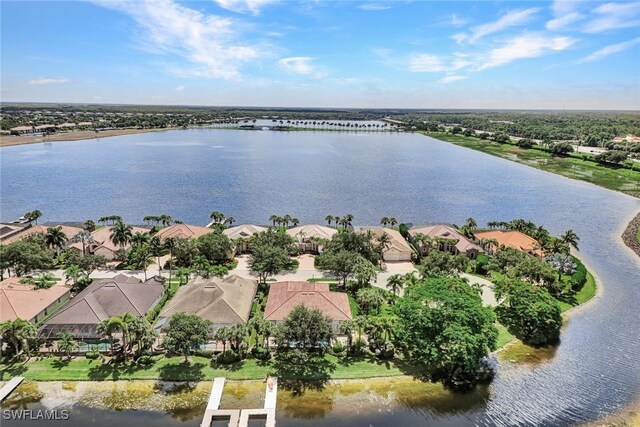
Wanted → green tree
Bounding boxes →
[508,256,560,295]
[273,305,335,350]
[2,239,53,276]
[110,221,133,255]
[70,230,95,256]
[560,229,580,251]
[196,232,233,265]
[249,245,292,283]
[0,318,37,359]
[45,226,67,256]
[494,279,562,346]
[83,220,96,232]
[386,274,404,298]
[356,287,386,315]
[56,332,78,360]
[418,250,468,278]
[164,313,211,363]
[393,278,498,388]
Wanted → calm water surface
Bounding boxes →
[1,129,640,426]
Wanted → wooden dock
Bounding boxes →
[200,376,277,427]
[0,377,24,402]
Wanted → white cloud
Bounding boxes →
[546,12,583,30]
[278,57,326,78]
[213,0,278,15]
[439,75,468,83]
[90,0,262,80]
[447,13,468,27]
[456,8,540,44]
[479,34,575,70]
[409,53,472,73]
[578,37,640,62]
[359,3,391,11]
[174,85,186,92]
[583,1,640,33]
[29,78,69,85]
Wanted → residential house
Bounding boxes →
[223,224,267,253]
[474,230,543,257]
[286,224,337,253]
[154,223,215,240]
[357,227,413,262]
[1,224,82,245]
[409,224,483,259]
[264,281,352,342]
[155,274,258,336]
[68,225,148,260]
[0,277,70,324]
[40,274,165,339]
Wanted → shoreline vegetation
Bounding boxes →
[0,127,178,147]
[421,131,640,198]
[621,212,640,259]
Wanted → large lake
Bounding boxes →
[1,129,640,426]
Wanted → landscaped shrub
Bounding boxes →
[251,346,271,361]
[570,257,587,290]
[217,349,239,364]
[473,254,490,275]
[194,349,214,358]
[350,338,367,355]
[332,341,344,355]
[137,355,154,365]
[398,223,409,239]
[85,351,101,360]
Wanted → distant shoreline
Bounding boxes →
[0,127,178,147]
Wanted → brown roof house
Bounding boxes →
[154,223,215,240]
[409,225,483,259]
[223,224,268,253]
[68,225,148,260]
[264,282,352,342]
[286,224,337,254]
[474,230,543,257]
[1,224,82,245]
[0,277,70,324]
[40,274,165,339]
[357,227,414,262]
[156,274,258,336]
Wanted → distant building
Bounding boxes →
[154,223,215,240]
[286,224,337,253]
[474,230,543,257]
[0,277,70,324]
[357,227,413,262]
[409,224,483,259]
[223,224,267,253]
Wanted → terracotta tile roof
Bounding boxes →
[263,281,352,322]
[223,224,267,240]
[68,225,149,253]
[43,275,164,326]
[474,230,543,256]
[158,274,258,326]
[1,224,82,245]
[286,225,337,241]
[410,224,482,254]
[0,277,70,322]
[154,223,215,240]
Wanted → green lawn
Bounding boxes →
[495,323,515,348]
[0,353,415,382]
[422,132,640,197]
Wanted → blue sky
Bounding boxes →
[1,0,639,109]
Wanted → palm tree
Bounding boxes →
[386,274,404,298]
[45,226,67,256]
[133,245,153,280]
[110,221,133,253]
[131,232,150,248]
[345,214,354,227]
[269,215,279,227]
[64,264,82,287]
[282,215,292,228]
[159,214,173,227]
[0,318,36,359]
[377,233,392,266]
[57,332,78,360]
[325,215,334,226]
[380,217,390,227]
[210,211,226,225]
[339,319,355,350]
[354,315,368,343]
[214,326,231,353]
[164,237,177,283]
[465,217,478,230]
[262,321,274,349]
[127,317,157,357]
[26,210,42,225]
[83,220,96,232]
[403,271,420,288]
[149,236,165,276]
[560,229,580,251]
[223,216,236,226]
[388,217,398,227]
[97,319,115,356]
[70,230,95,256]
[291,218,300,227]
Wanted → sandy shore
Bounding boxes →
[0,127,179,147]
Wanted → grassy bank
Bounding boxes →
[421,132,640,198]
[0,353,414,382]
